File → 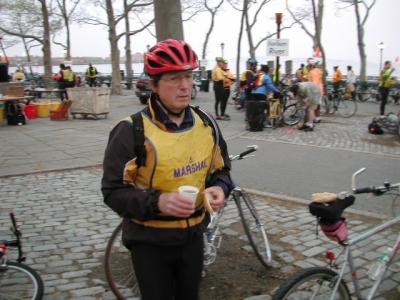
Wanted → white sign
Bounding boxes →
[199,59,208,67]
[267,39,289,57]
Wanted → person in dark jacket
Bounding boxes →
[101,39,233,300]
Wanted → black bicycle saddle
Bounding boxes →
[309,195,355,225]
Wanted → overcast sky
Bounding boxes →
[5,0,399,75]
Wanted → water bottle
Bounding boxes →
[368,248,391,280]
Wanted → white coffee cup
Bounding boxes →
[178,185,199,204]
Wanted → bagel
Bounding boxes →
[312,192,337,204]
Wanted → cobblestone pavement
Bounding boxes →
[0,167,398,299]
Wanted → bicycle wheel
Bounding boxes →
[282,103,304,126]
[104,222,140,300]
[0,261,44,300]
[272,267,351,300]
[337,97,357,118]
[233,188,272,267]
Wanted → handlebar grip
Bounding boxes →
[353,187,373,194]
[239,147,257,159]
[9,212,17,230]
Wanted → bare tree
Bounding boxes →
[83,0,153,95]
[0,0,54,84]
[286,0,327,85]
[200,0,224,60]
[52,0,82,60]
[337,0,377,81]
[122,1,154,89]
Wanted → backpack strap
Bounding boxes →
[130,112,146,167]
[191,105,220,146]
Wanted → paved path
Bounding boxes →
[0,90,399,298]
[0,167,398,299]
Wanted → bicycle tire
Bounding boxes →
[272,267,351,300]
[282,103,304,126]
[336,97,357,118]
[233,189,272,267]
[0,261,44,300]
[104,222,140,300]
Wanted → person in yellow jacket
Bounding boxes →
[102,39,233,300]
[220,59,235,120]
[85,63,98,87]
[211,57,226,119]
[378,60,395,116]
[13,68,25,81]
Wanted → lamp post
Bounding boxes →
[275,12,283,85]
[146,44,150,52]
[378,42,385,72]
[220,42,225,58]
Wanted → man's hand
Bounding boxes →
[204,186,225,211]
[158,192,195,218]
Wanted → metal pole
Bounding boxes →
[275,13,283,85]
[220,43,225,58]
[379,48,383,72]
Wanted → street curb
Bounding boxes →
[0,165,390,220]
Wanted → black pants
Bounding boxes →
[379,87,389,115]
[213,84,225,116]
[221,88,230,116]
[58,82,68,101]
[88,77,97,87]
[130,235,203,300]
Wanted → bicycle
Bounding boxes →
[266,85,305,128]
[0,212,44,300]
[104,145,272,299]
[272,167,399,300]
[322,87,357,118]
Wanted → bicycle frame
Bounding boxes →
[326,168,400,300]
[329,217,400,300]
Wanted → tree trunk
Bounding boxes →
[154,0,184,41]
[354,1,366,81]
[124,0,133,89]
[39,0,52,87]
[312,0,327,89]
[244,8,255,59]
[236,0,247,88]
[106,0,122,95]
[22,38,34,76]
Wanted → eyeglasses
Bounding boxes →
[160,72,193,86]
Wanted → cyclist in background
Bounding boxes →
[220,59,235,120]
[290,82,322,132]
[85,63,98,87]
[378,60,395,116]
[332,66,344,92]
[240,58,258,102]
[211,57,226,119]
[346,65,356,100]
[102,39,233,300]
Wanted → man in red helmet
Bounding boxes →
[102,39,232,300]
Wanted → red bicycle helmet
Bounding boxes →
[144,39,198,75]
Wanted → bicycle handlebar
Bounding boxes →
[229,145,258,161]
[351,167,400,195]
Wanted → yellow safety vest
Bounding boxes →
[123,110,224,229]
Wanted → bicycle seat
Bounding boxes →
[309,195,355,224]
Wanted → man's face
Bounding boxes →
[384,62,391,69]
[152,70,193,113]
